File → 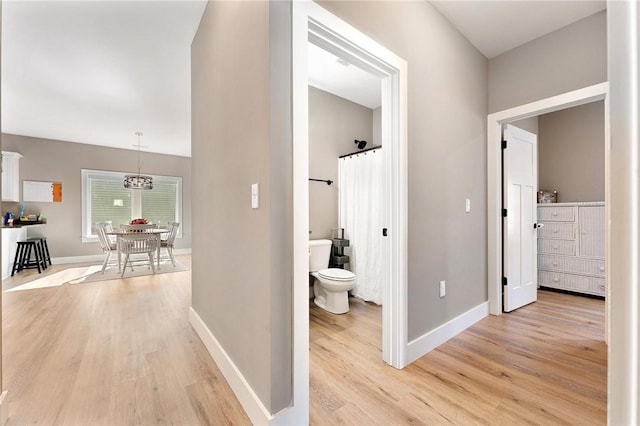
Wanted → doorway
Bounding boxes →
[487,82,609,327]
[292,0,409,386]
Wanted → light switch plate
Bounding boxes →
[439,280,446,298]
[251,183,259,209]
[465,198,471,213]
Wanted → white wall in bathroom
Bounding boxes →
[308,86,373,239]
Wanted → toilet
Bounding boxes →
[309,239,356,314]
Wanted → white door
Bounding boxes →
[503,124,538,312]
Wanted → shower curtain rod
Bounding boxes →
[339,145,382,159]
[309,178,333,185]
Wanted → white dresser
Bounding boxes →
[537,202,605,297]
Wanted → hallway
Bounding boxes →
[2,256,250,425]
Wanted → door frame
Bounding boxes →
[293,0,408,378]
[487,82,609,316]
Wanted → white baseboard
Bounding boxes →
[406,301,489,364]
[51,248,192,265]
[0,390,8,426]
[52,255,104,264]
[189,307,272,426]
[173,248,192,255]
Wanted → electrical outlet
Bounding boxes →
[439,280,446,298]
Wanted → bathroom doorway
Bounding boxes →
[292,1,409,374]
[307,40,385,306]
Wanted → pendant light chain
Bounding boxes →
[136,131,143,175]
[124,131,153,190]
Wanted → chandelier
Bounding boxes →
[124,132,153,190]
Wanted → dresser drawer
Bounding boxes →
[538,206,575,222]
[537,222,575,240]
[538,271,605,296]
[538,254,605,277]
[538,239,576,256]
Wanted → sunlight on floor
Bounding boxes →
[6,265,104,292]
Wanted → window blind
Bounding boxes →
[141,181,177,224]
[90,177,132,228]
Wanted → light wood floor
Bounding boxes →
[3,260,606,425]
[310,290,606,425]
[2,256,250,425]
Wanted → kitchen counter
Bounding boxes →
[2,221,46,228]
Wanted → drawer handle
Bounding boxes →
[553,245,559,250]
[552,262,558,266]
[553,278,559,283]
[552,230,558,234]
[552,212,558,216]
[599,266,605,271]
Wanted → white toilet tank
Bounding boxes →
[309,239,332,272]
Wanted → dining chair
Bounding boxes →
[119,233,159,277]
[95,221,113,232]
[95,222,117,274]
[96,221,116,243]
[161,222,180,267]
[121,223,158,232]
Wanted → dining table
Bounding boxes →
[105,228,169,273]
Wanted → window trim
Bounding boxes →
[81,169,183,242]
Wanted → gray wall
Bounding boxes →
[1,133,191,258]
[191,0,292,414]
[319,1,488,340]
[538,101,605,202]
[309,86,373,239]
[268,0,293,412]
[489,10,607,113]
[511,117,538,135]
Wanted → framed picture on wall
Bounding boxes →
[537,190,558,203]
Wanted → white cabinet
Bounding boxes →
[2,227,27,280]
[2,151,22,202]
[537,202,605,297]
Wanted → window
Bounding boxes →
[82,169,182,241]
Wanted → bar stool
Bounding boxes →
[11,240,46,276]
[27,237,52,267]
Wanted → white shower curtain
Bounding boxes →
[339,150,383,305]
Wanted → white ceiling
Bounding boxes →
[2,1,607,157]
[308,43,382,110]
[429,0,606,59]
[2,0,206,157]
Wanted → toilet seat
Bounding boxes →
[318,268,355,281]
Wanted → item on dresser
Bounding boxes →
[537,190,558,203]
[537,202,605,297]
